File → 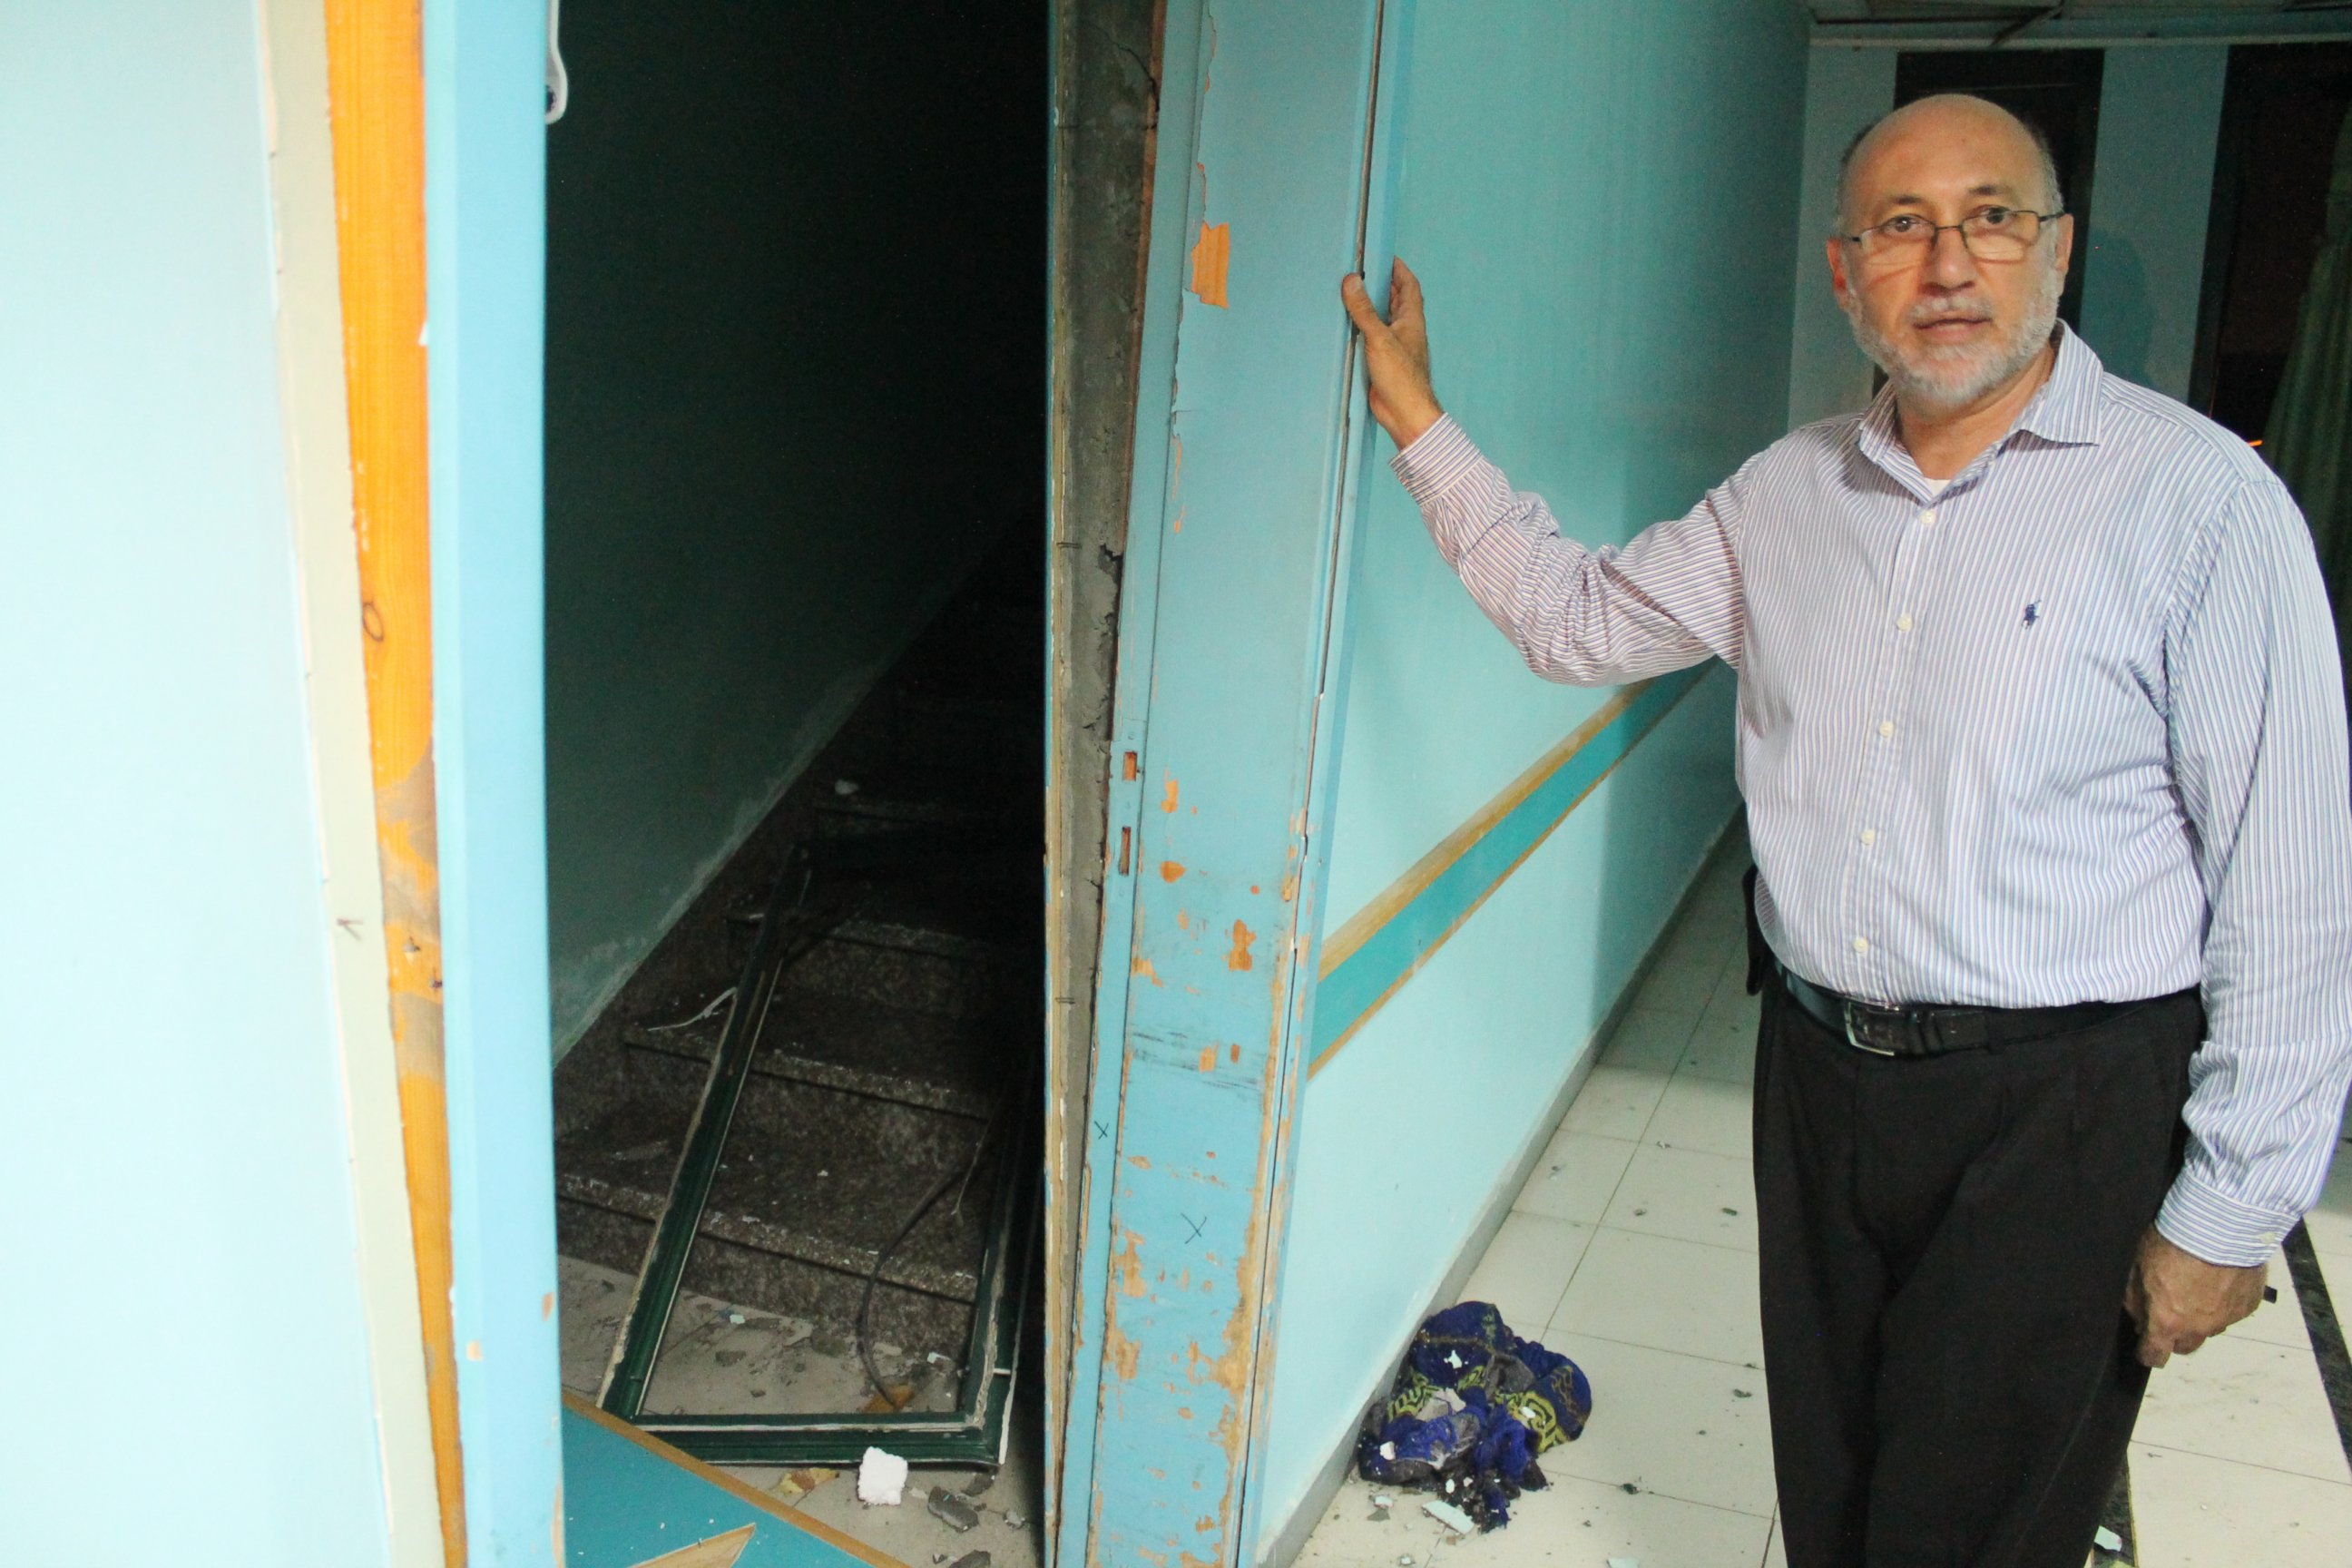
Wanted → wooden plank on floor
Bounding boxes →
[562,1395,905,1568]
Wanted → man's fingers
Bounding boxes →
[2136,1328,2171,1369]
[1339,273,1389,337]
[1392,256,1424,318]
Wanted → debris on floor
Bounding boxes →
[1607,1558,1641,1568]
[946,1553,991,1568]
[857,1446,908,1506]
[2093,1525,2124,1553]
[1355,1301,1593,1531]
[962,1473,995,1497]
[926,1486,983,1532]
[1422,1499,1475,1534]
[769,1466,838,1503]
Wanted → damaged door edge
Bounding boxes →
[1043,0,1174,1540]
[1229,1,1412,1558]
[1058,2,1216,1563]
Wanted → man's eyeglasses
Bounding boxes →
[1840,206,2063,267]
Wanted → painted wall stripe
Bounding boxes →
[1309,665,1710,1075]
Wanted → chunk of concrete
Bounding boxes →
[926,1488,983,1533]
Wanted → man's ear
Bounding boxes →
[2052,211,2076,279]
[1826,236,1852,307]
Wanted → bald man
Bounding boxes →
[1345,93,2352,1568]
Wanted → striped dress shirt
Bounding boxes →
[1394,325,2352,1268]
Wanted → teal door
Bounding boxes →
[1048,3,1413,1563]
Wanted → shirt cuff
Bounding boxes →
[2154,1167,2297,1268]
[1389,414,1484,506]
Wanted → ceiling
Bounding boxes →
[1807,1,2344,15]
[1802,1,2352,44]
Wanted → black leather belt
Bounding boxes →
[1777,965,2140,1058]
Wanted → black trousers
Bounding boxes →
[1752,972,2201,1568]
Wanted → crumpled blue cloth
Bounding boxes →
[1354,1302,1592,1529]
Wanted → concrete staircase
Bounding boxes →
[553,529,1043,1375]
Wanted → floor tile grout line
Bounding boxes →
[1577,1218,1766,1259]
[2131,1436,2352,1489]
[1549,1328,1768,1376]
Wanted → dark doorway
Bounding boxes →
[2189,43,2352,439]
[537,0,1053,1531]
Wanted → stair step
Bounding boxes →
[555,1168,980,1303]
[624,992,1000,1121]
[556,1200,972,1359]
[557,1064,1003,1289]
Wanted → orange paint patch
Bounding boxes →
[1161,860,1186,883]
[1198,1045,1217,1073]
[1112,1229,1149,1298]
[1190,221,1231,308]
[1162,778,1181,814]
[541,1292,554,1321]
[1227,920,1256,971]
[1109,1328,1142,1383]
[1230,1044,1241,1063]
[1132,953,1162,986]
[1123,750,1140,781]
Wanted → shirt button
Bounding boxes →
[1896,613,1914,632]
[1877,720,1896,739]
[1921,508,1937,526]
[1860,828,1877,846]
[1852,936,1870,954]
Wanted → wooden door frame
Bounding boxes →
[325,1,562,1562]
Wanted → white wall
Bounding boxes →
[1786,46,1896,429]
[0,5,404,1562]
[2078,47,2230,399]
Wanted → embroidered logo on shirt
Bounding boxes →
[2023,602,2042,628]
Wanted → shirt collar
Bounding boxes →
[2012,322,2105,447]
[1853,320,2106,493]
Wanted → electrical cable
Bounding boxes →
[545,0,570,123]
[856,1085,1013,1410]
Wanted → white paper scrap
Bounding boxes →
[856,1446,909,1506]
[2093,1526,2123,1553]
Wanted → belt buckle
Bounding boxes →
[1842,1000,1902,1056]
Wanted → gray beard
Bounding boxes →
[1844,258,2064,416]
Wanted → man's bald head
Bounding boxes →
[1837,94,2062,236]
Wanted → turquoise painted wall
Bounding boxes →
[542,3,1044,1050]
[0,5,395,1563]
[1787,45,1896,428]
[1256,2,1810,1547]
[2078,46,2229,399]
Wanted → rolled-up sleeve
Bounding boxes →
[2158,475,2352,1267]
[1392,415,1745,686]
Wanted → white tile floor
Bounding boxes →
[1294,841,2352,1567]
